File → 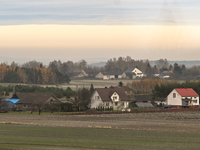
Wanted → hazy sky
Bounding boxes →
[1,0,200,64]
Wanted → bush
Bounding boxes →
[5,91,9,96]
[86,109,97,114]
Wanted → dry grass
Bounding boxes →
[1,111,200,149]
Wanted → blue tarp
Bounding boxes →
[6,99,19,104]
[2,99,20,109]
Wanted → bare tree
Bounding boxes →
[155,59,169,70]
[22,60,43,68]
[74,88,91,111]
[33,101,45,115]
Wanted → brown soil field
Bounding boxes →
[1,111,200,133]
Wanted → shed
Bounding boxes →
[2,99,20,109]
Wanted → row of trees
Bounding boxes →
[0,85,75,98]
[104,56,153,73]
[2,57,200,83]
[152,80,200,99]
[126,79,178,95]
[126,79,200,102]
[0,63,70,84]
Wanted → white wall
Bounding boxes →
[103,75,115,80]
[111,92,120,102]
[90,91,104,108]
[95,72,103,79]
[167,89,182,106]
[90,90,129,110]
[167,89,199,107]
[133,68,142,74]
[122,73,126,78]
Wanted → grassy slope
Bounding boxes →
[0,124,200,150]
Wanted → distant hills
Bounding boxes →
[89,62,107,67]
[89,61,200,68]
[1,56,200,68]
[149,61,200,68]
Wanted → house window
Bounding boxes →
[106,103,109,106]
[173,93,176,98]
[96,96,100,100]
[122,102,124,106]
[113,96,117,100]
[24,105,26,107]
[193,100,197,103]
[115,102,118,106]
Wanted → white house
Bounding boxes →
[90,87,130,110]
[166,88,199,108]
[132,68,146,78]
[123,67,145,79]
[95,72,104,79]
[95,70,123,80]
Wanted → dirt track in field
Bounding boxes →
[1,111,200,133]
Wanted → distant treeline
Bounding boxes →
[0,62,70,84]
[1,57,200,84]
[0,85,75,98]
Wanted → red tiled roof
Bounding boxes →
[95,87,129,101]
[175,88,199,97]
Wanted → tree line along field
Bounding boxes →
[0,79,133,88]
[0,111,200,150]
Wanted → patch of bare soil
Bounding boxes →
[1,111,200,133]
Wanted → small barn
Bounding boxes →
[1,99,20,109]
[129,95,154,108]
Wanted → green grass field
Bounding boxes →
[0,79,134,90]
[0,124,200,150]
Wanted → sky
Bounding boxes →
[0,0,200,65]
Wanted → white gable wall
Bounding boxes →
[167,89,182,106]
[111,92,120,102]
[95,72,103,79]
[133,68,142,74]
[132,68,146,78]
[90,90,104,108]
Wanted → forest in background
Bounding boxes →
[1,56,200,84]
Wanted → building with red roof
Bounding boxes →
[90,86,130,110]
[166,88,199,108]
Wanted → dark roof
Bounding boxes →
[95,87,129,102]
[124,67,135,73]
[136,102,154,108]
[131,95,152,102]
[14,93,60,104]
[72,72,84,76]
[124,72,136,76]
[154,97,165,101]
[102,70,123,75]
